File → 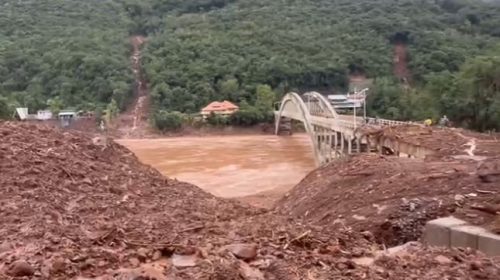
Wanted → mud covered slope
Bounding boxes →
[0,122,255,278]
[1,122,500,279]
[276,139,500,247]
[359,125,500,157]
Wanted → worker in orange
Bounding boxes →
[424,118,432,126]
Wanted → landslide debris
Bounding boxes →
[2,122,500,279]
[359,124,500,157]
[0,122,254,279]
[276,138,500,246]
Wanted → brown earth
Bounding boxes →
[393,43,409,81]
[114,36,151,139]
[277,125,500,248]
[2,122,500,279]
[276,154,500,246]
[359,124,500,157]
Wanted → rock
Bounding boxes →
[51,258,67,273]
[352,257,374,267]
[136,247,149,261]
[272,251,285,259]
[41,260,51,278]
[351,247,364,257]
[152,250,162,261]
[239,261,265,280]
[110,268,142,279]
[82,177,92,185]
[226,243,258,261]
[434,255,452,265]
[139,266,168,280]
[470,261,482,270]
[352,214,366,221]
[82,258,95,269]
[361,231,374,241]
[8,260,35,277]
[454,194,465,202]
[172,254,197,267]
[129,257,140,267]
[70,254,88,262]
[92,136,107,146]
[0,242,12,254]
[409,202,416,211]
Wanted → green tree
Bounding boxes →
[206,112,229,126]
[447,55,500,131]
[47,97,64,115]
[255,84,276,111]
[218,78,239,101]
[105,99,119,124]
[0,97,11,119]
[230,104,266,126]
[153,110,183,131]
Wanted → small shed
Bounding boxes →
[36,110,53,120]
[15,108,29,120]
[58,110,77,127]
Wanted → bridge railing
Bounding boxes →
[274,97,414,129]
[364,117,412,126]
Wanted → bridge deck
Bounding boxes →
[274,92,416,165]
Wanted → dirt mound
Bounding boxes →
[359,125,500,159]
[2,121,500,279]
[0,122,255,278]
[276,154,500,246]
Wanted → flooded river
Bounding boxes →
[118,135,315,198]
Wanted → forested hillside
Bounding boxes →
[139,0,500,130]
[0,0,133,117]
[1,0,499,130]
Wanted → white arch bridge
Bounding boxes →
[274,92,429,166]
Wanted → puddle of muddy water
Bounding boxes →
[118,135,315,198]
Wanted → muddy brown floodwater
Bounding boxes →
[118,135,315,203]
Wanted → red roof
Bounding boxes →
[202,100,239,112]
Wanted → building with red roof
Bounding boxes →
[200,100,239,118]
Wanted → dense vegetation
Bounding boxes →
[0,0,499,131]
[140,0,500,130]
[0,0,134,115]
[368,48,500,131]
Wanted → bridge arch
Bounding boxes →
[274,91,364,166]
[274,92,322,165]
[302,91,339,119]
[275,91,413,166]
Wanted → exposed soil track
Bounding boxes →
[393,43,410,81]
[116,36,150,138]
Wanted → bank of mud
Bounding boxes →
[1,121,500,279]
[277,125,500,247]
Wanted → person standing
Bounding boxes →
[424,118,432,127]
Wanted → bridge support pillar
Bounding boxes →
[340,133,345,155]
[348,136,352,154]
[333,132,338,149]
[365,136,371,153]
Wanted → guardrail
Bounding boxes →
[364,117,411,126]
